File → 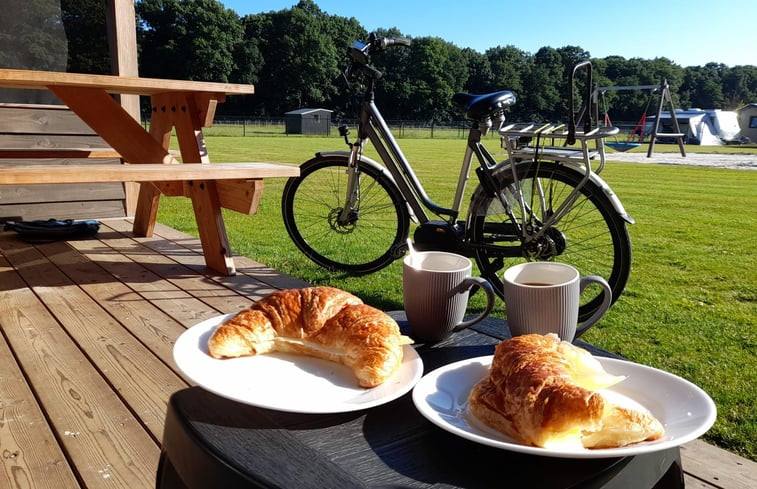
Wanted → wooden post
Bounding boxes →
[105,0,141,216]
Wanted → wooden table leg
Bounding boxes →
[186,180,235,275]
[132,100,175,237]
[158,92,236,275]
[51,86,237,276]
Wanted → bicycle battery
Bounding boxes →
[413,220,463,253]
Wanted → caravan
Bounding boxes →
[646,109,744,145]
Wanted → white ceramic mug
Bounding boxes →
[403,251,495,342]
[503,262,612,341]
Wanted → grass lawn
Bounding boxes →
[156,135,756,461]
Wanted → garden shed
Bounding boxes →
[285,108,332,135]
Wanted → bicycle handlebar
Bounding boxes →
[345,34,411,82]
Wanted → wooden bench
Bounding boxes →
[0,67,300,276]
[0,161,299,215]
[0,103,128,221]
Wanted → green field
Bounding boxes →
[156,135,756,460]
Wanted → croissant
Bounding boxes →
[468,334,664,449]
[207,286,412,387]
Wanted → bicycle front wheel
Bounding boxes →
[469,161,632,322]
[281,155,410,274]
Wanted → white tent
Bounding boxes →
[710,110,742,142]
[646,109,743,145]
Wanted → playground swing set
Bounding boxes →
[592,80,686,157]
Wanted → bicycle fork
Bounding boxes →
[337,127,364,226]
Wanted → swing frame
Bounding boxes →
[592,81,686,157]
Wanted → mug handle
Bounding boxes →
[451,277,496,332]
[575,275,613,338]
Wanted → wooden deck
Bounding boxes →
[0,218,754,489]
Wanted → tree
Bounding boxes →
[522,47,564,121]
[393,37,467,121]
[461,48,494,94]
[243,0,346,115]
[0,0,68,71]
[61,0,110,74]
[680,64,726,110]
[137,0,244,82]
[485,46,530,119]
[721,66,757,109]
[556,46,591,119]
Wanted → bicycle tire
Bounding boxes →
[468,161,632,322]
[281,155,410,274]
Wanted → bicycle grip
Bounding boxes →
[381,37,411,48]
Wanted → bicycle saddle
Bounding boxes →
[452,91,516,120]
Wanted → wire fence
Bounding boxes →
[199,117,503,139]
[144,116,654,142]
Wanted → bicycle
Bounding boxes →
[281,33,633,321]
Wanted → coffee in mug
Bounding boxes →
[503,262,612,341]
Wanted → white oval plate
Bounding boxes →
[174,314,423,413]
[412,355,716,458]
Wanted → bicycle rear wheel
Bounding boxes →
[469,161,632,322]
[281,155,410,274]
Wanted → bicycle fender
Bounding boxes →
[314,150,386,174]
[313,150,419,222]
[558,161,635,225]
[580,169,635,225]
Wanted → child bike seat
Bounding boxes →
[452,91,516,120]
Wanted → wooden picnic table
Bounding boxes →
[0,68,299,275]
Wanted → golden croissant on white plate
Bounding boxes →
[207,286,412,387]
[468,333,665,449]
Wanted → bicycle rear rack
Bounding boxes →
[496,122,621,239]
[500,122,619,176]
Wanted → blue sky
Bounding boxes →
[221,0,756,67]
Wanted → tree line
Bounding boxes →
[8,0,757,124]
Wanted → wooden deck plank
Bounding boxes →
[680,439,757,489]
[142,220,311,292]
[65,232,225,327]
[0,240,158,488]
[0,308,81,489]
[38,238,194,383]
[107,218,309,296]
[89,223,255,315]
[2,236,189,441]
[43,239,190,355]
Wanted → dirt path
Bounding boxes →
[606,150,756,170]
